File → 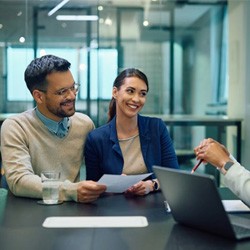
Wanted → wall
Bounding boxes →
[228,0,250,168]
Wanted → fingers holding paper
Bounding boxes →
[77,180,106,203]
[125,180,153,196]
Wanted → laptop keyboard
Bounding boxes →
[233,224,250,236]
[229,214,250,236]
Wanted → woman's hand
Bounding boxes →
[125,180,153,196]
[194,138,230,169]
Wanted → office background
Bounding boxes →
[0,0,249,175]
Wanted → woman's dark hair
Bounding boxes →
[108,68,149,122]
[24,54,71,94]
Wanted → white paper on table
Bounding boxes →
[97,173,153,193]
[222,200,250,212]
[42,216,148,228]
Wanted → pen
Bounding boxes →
[191,159,203,174]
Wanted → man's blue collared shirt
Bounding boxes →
[35,108,69,138]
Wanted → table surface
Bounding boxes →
[1,188,250,250]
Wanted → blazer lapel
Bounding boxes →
[109,117,123,156]
[138,115,151,157]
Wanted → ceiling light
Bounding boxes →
[19,37,25,43]
[56,15,98,21]
[104,17,112,26]
[98,6,103,11]
[48,0,70,17]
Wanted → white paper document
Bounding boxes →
[42,216,148,228]
[222,200,250,212]
[97,173,153,193]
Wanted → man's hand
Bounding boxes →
[77,180,106,203]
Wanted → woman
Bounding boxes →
[85,68,179,195]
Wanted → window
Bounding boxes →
[7,47,117,101]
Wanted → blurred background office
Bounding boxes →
[0,0,249,181]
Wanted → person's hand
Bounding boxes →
[125,180,153,196]
[194,138,230,169]
[77,180,106,203]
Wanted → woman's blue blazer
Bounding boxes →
[85,115,179,181]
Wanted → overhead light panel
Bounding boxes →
[48,0,70,16]
[56,15,98,21]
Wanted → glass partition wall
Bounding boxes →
[0,0,228,161]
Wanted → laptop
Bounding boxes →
[153,166,250,240]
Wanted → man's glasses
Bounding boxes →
[38,83,80,97]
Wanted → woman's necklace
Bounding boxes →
[119,134,139,156]
[117,125,139,140]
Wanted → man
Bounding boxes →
[194,138,250,206]
[0,54,106,203]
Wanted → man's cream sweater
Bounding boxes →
[0,109,94,201]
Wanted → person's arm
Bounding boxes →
[1,118,43,198]
[223,162,250,207]
[194,138,250,206]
